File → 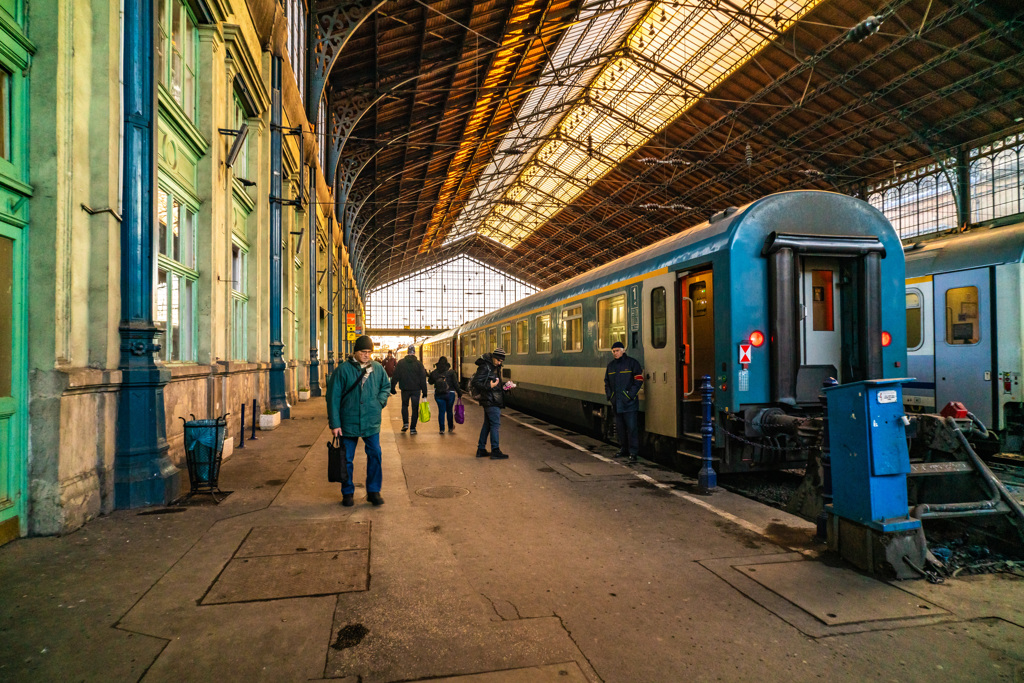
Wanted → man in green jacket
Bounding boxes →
[327,335,392,506]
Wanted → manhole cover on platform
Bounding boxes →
[415,486,470,499]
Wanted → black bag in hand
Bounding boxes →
[327,435,349,485]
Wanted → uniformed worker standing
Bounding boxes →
[604,340,644,462]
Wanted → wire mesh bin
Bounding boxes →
[180,414,229,502]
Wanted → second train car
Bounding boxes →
[422,190,907,472]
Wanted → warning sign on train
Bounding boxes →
[738,343,752,364]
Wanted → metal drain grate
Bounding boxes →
[415,486,470,499]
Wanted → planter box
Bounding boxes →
[298,390,311,401]
[259,412,281,431]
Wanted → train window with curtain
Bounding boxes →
[651,287,667,349]
[478,331,486,355]
[561,305,583,352]
[597,294,626,350]
[536,314,551,353]
[516,320,528,354]
[945,286,979,345]
[500,324,511,354]
[906,290,923,350]
[488,328,497,352]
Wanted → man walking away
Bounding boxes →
[428,356,462,434]
[471,348,511,459]
[391,345,427,434]
[326,335,392,506]
[604,341,643,462]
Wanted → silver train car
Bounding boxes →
[904,221,1024,452]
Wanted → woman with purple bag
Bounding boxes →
[428,357,462,434]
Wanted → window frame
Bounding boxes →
[905,288,924,352]
[488,327,497,353]
[596,293,627,351]
[650,286,667,349]
[944,285,981,346]
[535,313,552,354]
[560,304,583,353]
[500,323,511,354]
[231,237,249,361]
[515,319,529,354]
[157,0,198,121]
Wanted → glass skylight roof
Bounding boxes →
[446,0,825,249]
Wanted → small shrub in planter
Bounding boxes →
[298,387,311,401]
[259,410,281,431]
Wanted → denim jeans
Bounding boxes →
[435,391,456,431]
[614,409,640,456]
[401,390,421,427]
[478,405,501,451]
[341,433,382,495]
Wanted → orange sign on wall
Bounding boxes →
[346,313,357,325]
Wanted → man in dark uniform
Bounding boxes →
[471,348,512,459]
[390,345,427,433]
[604,340,644,462]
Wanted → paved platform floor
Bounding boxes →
[1,397,1023,682]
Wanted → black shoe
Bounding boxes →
[410,428,417,434]
[402,424,409,432]
[440,430,445,434]
[613,451,627,459]
[367,492,384,506]
[342,493,354,507]
[627,455,638,463]
[476,448,489,457]
[490,450,509,460]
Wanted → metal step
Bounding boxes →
[909,461,974,476]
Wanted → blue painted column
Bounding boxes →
[307,170,321,396]
[115,0,181,507]
[326,216,335,376]
[268,56,290,418]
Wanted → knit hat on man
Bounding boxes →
[611,341,625,350]
[407,345,416,355]
[491,348,506,360]
[354,335,374,352]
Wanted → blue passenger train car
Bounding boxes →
[904,220,1024,452]
[424,191,907,472]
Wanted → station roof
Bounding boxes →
[317,0,1024,292]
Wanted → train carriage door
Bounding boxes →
[642,273,677,437]
[679,270,714,434]
[799,258,842,383]
[934,269,993,427]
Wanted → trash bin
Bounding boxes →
[180,414,229,501]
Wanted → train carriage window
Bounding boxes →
[516,320,529,354]
[536,314,551,353]
[945,286,979,345]
[488,328,497,353]
[501,324,511,354]
[811,270,835,331]
[906,290,923,350]
[597,294,627,350]
[651,287,667,349]
[478,331,486,355]
[561,305,583,352]
[690,282,708,316]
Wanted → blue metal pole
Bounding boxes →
[308,169,321,396]
[816,377,839,539]
[268,55,290,418]
[326,216,335,376]
[698,375,717,493]
[115,0,181,508]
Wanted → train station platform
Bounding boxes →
[1,398,1023,682]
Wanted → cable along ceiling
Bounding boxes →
[448,0,828,249]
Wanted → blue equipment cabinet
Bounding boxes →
[823,379,926,578]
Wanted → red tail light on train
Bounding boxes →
[881,331,892,347]
[748,330,765,347]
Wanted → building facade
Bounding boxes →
[2,0,362,540]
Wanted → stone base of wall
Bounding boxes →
[29,361,308,535]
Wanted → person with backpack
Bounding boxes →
[471,348,513,459]
[382,350,397,378]
[428,356,462,434]
[326,335,392,506]
[390,345,428,434]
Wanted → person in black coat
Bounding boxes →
[390,345,428,433]
[604,341,644,462]
[428,356,462,434]
[471,349,511,459]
